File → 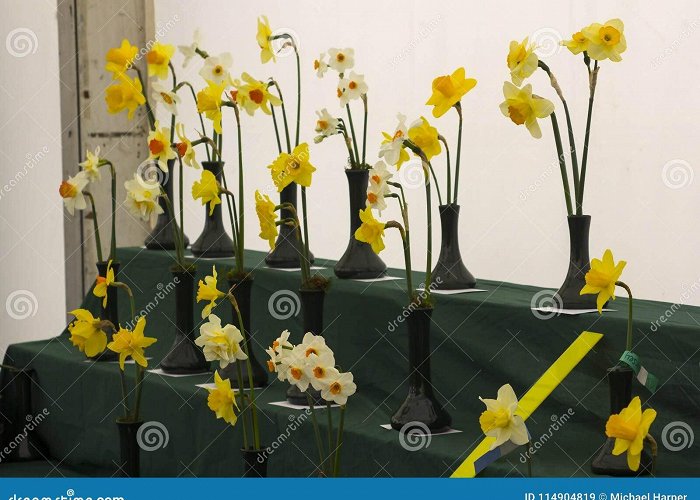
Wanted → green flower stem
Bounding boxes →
[301,186,311,283]
[647,434,658,474]
[175,80,210,161]
[235,361,250,450]
[549,113,574,216]
[221,191,239,253]
[99,161,117,261]
[270,102,283,155]
[361,95,368,165]
[133,364,144,421]
[84,192,103,263]
[385,221,413,302]
[526,440,533,477]
[337,120,357,168]
[118,369,130,419]
[345,104,361,165]
[333,405,346,477]
[307,393,326,474]
[132,66,155,129]
[426,160,443,207]
[277,203,310,283]
[326,401,333,475]
[616,281,634,351]
[269,81,291,153]
[233,105,245,275]
[293,42,301,148]
[177,155,185,256]
[168,62,177,144]
[438,135,452,205]
[453,102,463,204]
[578,61,599,214]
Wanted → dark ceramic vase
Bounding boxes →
[390,307,451,432]
[555,215,598,309]
[241,448,268,477]
[92,261,119,362]
[159,268,209,374]
[218,276,268,388]
[334,169,387,279]
[191,161,235,258]
[5,369,48,461]
[144,158,189,250]
[116,419,142,477]
[431,204,476,290]
[287,288,326,405]
[591,366,653,476]
[265,182,314,268]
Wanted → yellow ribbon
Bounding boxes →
[450,330,604,478]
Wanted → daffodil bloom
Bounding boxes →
[147,121,176,164]
[255,190,278,249]
[199,53,233,85]
[337,72,368,106]
[582,19,626,62]
[256,15,275,64]
[267,330,293,381]
[605,396,657,472]
[196,266,225,319]
[146,41,175,80]
[68,309,108,357]
[507,38,538,86]
[479,383,529,449]
[305,353,338,391]
[175,123,199,169]
[426,67,477,118]
[192,169,221,216]
[499,82,555,139]
[271,329,293,356]
[321,370,356,405]
[366,184,388,214]
[268,143,316,192]
[327,48,354,73]
[124,173,164,226]
[314,53,328,78]
[282,350,311,391]
[298,332,333,359]
[107,316,157,370]
[105,74,146,120]
[354,207,386,254]
[368,160,393,195]
[408,117,441,161]
[233,73,282,116]
[105,39,137,78]
[265,346,286,380]
[562,31,589,55]
[195,314,248,369]
[79,147,102,182]
[379,114,409,168]
[151,82,180,116]
[207,370,239,426]
[197,80,226,134]
[178,28,202,68]
[59,171,89,216]
[580,249,626,313]
[314,108,340,143]
[93,259,115,308]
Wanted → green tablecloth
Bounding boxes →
[1,247,698,477]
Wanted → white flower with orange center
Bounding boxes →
[327,47,354,73]
[199,52,233,85]
[59,171,89,216]
[379,113,410,168]
[314,108,340,143]
[305,352,337,391]
[283,350,311,391]
[314,53,328,78]
[337,71,367,107]
[124,173,164,227]
[368,160,393,195]
[298,332,332,360]
[147,120,176,164]
[151,82,180,116]
[321,370,356,405]
[366,183,388,214]
[175,123,200,169]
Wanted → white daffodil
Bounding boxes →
[366,183,388,214]
[314,53,328,78]
[178,28,202,68]
[79,147,102,182]
[271,329,293,358]
[124,173,163,227]
[338,71,367,106]
[199,53,233,85]
[368,160,393,195]
[282,350,311,391]
[305,352,337,391]
[478,383,529,450]
[314,108,340,143]
[59,171,89,216]
[151,82,180,116]
[265,346,289,382]
[298,332,333,360]
[321,370,356,405]
[379,114,409,168]
[327,48,354,73]
[195,314,248,369]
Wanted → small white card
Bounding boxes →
[195,382,264,391]
[269,400,338,410]
[419,288,487,295]
[353,276,404,283]
[531,307,614,316]
[84,357,151,365]
[273,266,326,272]
[148,368,210,377]
[379,424,462,435]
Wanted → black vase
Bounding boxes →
[591,366,653,476]
[287,288,326,405]
[92,261,119,362]
[5,369,48,461]
[116,419,142,477]
[431,204,476,290]
[265,182,314,268]
[334,169,387,279]
[241,448,268,477]
[144,158,189,250]
[159,268,210,374]
[218,276,268,388]
[191,161,235,258]
[555,215,598,309]
[391,307,451,432]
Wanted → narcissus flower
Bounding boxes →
[298,332,333,359]
[507,38,538,86]
[366,184,387,214]
[321,370,356,405]
[79,147,102,182]
[59,171,89,216]
[146,42,175,80]
[147,120,176,164]
[582,19,626,62]
[499,81,554,139]
[196,266,225,319]
[605,396,657,472]
[408,117,441,161]
[192,169,221,216]
[255,190,278,250]
[105,39,137,77]
[479,383,529,450]
[580,249,626,313]
[151,82,180,116]
[327,48,354,73]
[379,114,409,168]
[105,74,146,120]
[93,259,115,308]
[196,314,248,369]
[314,53,328,78]
[124,173,164,226]
[368,160,393,195]
[305,353,338,391]
[107,316,157,370]
[68,309,108,358]
[207,370,239,426]
[426,67,477,118]
[199,53,233,85]
[562,30,589,55]
[178,28,202,68]
[197,81,226,134]
[266,330,293,380]
[233,73,281,116]
[268,143,316,191]
[175,124,199,169]
[256,15,275,64]
[314,108,340,143]
[283,350,311,391]
[354,207,386,254]
[337,72,367,106]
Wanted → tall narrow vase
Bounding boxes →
[334,169,387,279]
[93,261,119,362]
[218,275,268,388]
[116,419,142,477]
[555,215,597,309]
[430,204,476,290]
[241,448,269,477]
[391,307,451,432]
[144,158,189,250]
[5,369,48,461]
[265,182,314,268]
[191,161,234,258]
[159,268,209,374]
[591,366,652,476]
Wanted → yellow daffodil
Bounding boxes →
[255,190,278,250]
[207,370,239,426]
[79,147,102,182]
[105,39,137,78]
[580,249,626,313]
[268,143,316,192]
[105,74,146,120]
[479,383,529,450]
[379,114,410,169]
[499,81,554,139]
[175,123,199,169]
[507,37,538,86]
[192,169,221,216]
[147,120,176,164]
[605,396,657,472]
[563,31,589,55]
[426,67,477,118]
[233,73,281,116]
[408,117,441,161]
[197,81,226,134]
[256,15,275,64]
[196,266,225,319]
[93,259,115,308]
[354,207,385,254]
[146,41,175,80]
[124,173,164,226]
[107,316,157,370]
[68,309,108,358]
[583,19,626,62]
[59,171,89,216]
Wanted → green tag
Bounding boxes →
[620,350,659,393]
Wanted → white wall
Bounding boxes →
[0,0,65,357]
